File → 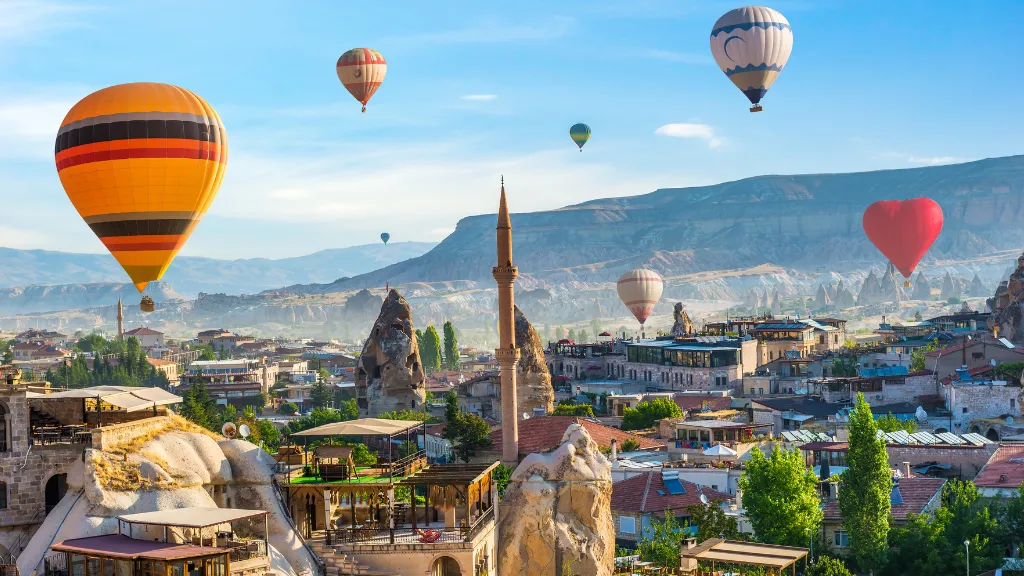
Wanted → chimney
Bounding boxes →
[828,482,839,500]
[610,439,618,461]
[683,537,697,550]
[903,462,911,478]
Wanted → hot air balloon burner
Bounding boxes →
[750,105,763,113]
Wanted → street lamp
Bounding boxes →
[964,539,970,576]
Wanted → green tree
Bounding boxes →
[636,512,687,567]
[621,399,682,431]
[310,380,333,409]
[685,501,739,542]
[1002,485,1024,557]
[351,443,377,466]
[338,398,359,421]
[443,321,459,370]
[279,401,299,415]
[830,357,858,377]
[196,344,216,361]
[493,463,514,496]
[620,438,641,452]
[839,393,891,574]
[876,412,918,433]
[180,381,217,430]
[738,446,823,546]
[806,557,854,576]
[378,409,440,424]
[567,328,576,342]
[441,391,493,462]
[578,329,589,343]
[909,338,938,372]
[422,326,443,373]
[2,345,12,365]
[556,326,566,340]
[76,333,109,353]
[552,402,595,417]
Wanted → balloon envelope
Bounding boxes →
[569,123,591,150]
[337,48,387,112]
[54,82,228,293]
[381,232,390,245]
[862,198,944,279]
[617,269,664,326]
[710,6,793,109]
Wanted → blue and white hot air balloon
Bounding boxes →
[380,232,390,245]
[710,6,793,112]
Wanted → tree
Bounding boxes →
[685,501,739,542]
[909,338,938,372]
[578,329,589,344]
[338,398,359,421]
[876,412,918,433]
[621,399,682,431]
[76,333,108,353]
[637,512,686,567]
[180,381,217,430]
[379,409,440,424]
[279,402,299,415]
[443,321,459,371]
[442,391,493,462]
[806,557,854,576]
[1002,485,1024,557]
[839,393,891,573]
[620,438,641,452]
[567,328,576,342]
[310,380,333,409]
[556,326,566,340]
[196,344,216,361]
[552,403,594,417]
[421,326,443,374]
[493,463,514,496]
[738,446,823,547]
[831,357,858,377]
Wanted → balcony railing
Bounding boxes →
[326,526,470,546]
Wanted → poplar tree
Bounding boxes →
[839,393,892,573]
[423,326,443,374]
[443,321,459,370]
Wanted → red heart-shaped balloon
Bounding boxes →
[862,198,944,278]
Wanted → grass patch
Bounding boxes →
[287,472,394,485]
[105,415,221,457]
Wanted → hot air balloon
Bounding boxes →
[617,269,664,334]
[54,82,228,311]
[862,199,944,287]
[381,232,390,245]
[710,6,793,112]
[569,123,591,151]
[337,48,387,112]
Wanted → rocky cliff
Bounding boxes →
[497,423,614,576]
[988,253,1024,341]
[514,305,554,417]
[355,290,426,416]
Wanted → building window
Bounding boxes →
[0,482,6,509]
[758,388,764,395]
[962,407,968,414]
[1012,399,1017,410]
[620,516,636,534]
[834,530,849,548]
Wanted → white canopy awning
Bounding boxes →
[42,386,182,412]
[290,417,423,437]
[118,507,266,528]
[703,444,738,457]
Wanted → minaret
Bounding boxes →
[116,297,124,339]
[492,177,521,464]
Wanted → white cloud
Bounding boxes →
[387,16,575,45]
[880,151,969,166]
[460,95,498,102]
[639,49,712,64]
[0,96,79,158]
[655,123,723,148]
[0,1,92,42]
[0,225,52,248]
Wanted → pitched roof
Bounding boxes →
[823,477,945,522]
[974,445,1024,489]
[489,416,661,455]
[611,471,732,514]
[124,327,163,336]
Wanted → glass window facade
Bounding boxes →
[626,345,738,368]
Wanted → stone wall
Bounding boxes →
[29,398,83,426]
[948,383,1022,433]
[343,522,496,576]
[90,416,172,452]
[885,445,998,479]
[882,375,939,405]
[0,445,81,530]
[603,359,742,394]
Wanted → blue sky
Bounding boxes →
[1,0,1022,259]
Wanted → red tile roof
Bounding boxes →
[940,365,994,385]
[125,327,163,336]
[675,396,732,413]
[611,471,732,514]
[823,477,945,522]
[489,416,662,455]
[974,445,1024,489]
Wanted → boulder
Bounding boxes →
[670,302,694,337]
[355,289,426,416]
[514,305,554,418]
[497,423,614,576]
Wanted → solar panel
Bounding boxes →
[936,432,962,445]
[799,430,816,442]
[912,432,939,445]
[657,490,666,496]
[782,431,798,442]
[815,432,832,442]
[961,433,989,446]
[663,479,686,495]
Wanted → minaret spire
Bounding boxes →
[116,296,124,339]
[493,176,520,464]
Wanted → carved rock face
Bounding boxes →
[514,305,554,418]
[355,289,425,416]
[671,301,693,336]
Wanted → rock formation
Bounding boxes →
[912,271,932,300]
[670,302,694,336]
[497,423,614,576]
[355,289,426,416]
[815,284,832,310]
[771,288,782,316]
[857,270,879,305]
[745,289,763,311]
[833,280,855,309]
[858,264,907,305]
[18,419,316,576]
[969,274,987,297]
[825,282,838,302]
[941,272,959,301]
[514,305,555,418]
[988,253,1024,342]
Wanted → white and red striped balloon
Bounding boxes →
[616,269,664,327]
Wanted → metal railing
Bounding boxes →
[325,526,470,546]
[226,539,267,562]
[390,450,426,478]
[43,554,67,576]
[468,505,494,540]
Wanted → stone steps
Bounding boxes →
[306,536,397,576]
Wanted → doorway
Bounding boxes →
[45,473,68,514]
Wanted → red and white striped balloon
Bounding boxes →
[616,269,664,327]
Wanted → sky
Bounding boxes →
[1,0,1023,259]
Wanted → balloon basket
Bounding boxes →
[140,296,155,313]
[361,106,366,113]
[749,105,763,113]
[904,280,911,288]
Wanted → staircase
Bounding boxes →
[305,534,399,576]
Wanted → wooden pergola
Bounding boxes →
[396,462,499,533]
[679,538,808,576]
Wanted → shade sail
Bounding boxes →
[702,444,738,457]
[44,386,182,412]
[117,507,266,528]
[290,417,422,437]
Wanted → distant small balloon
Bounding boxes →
[569,123,591,151]
[380,232,390,245]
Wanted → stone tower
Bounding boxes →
[116,297,124,339]
[493,178,520,464]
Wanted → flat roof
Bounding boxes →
[675,419,772,430]
[117,507,266,529]
[290,418,423,437]
[52,535,227,561]
[682,539,808,569]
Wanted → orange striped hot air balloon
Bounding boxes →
[54,83,228,309]
[336,48,387,112]
[617,269,664,329]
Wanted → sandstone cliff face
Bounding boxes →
[355,289,426,416]
[514,305,555,417]
[497,423,614,576]
[988,254,1024,342]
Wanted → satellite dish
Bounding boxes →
[522,413,531,420]
[238,424,251,439]
[992,359,998,367]
[1007,417,1016,426]
[915,406,928,424]
[221,422,237,438]
[700,494,709,505]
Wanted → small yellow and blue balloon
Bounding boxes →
[380,232,390,245]
[569,123,591,152]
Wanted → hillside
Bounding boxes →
[0,242,435,297]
